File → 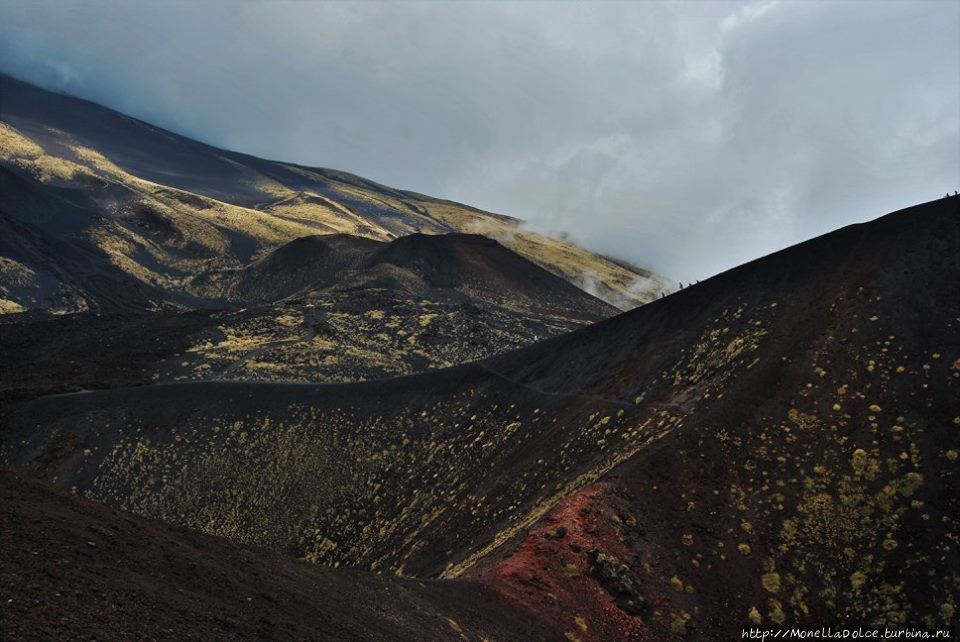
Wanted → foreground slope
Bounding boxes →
[0,73,670,313]
[0,470,555,641]
[3,198,957,638]
[464,196,960,638]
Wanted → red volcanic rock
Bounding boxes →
[476,482,662,642]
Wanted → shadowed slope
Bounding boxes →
[361,233,615,319]
[198,233,384,304]
[0,470,556,641]
[216,231,616,321]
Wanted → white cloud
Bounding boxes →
[719,0,781,34]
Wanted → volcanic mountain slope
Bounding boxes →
[203,231,616,320]
[0,72,671,314]
[0,231,615,400]
[0,470,556,641]
[3,198,957,639]
[0,72,650,396]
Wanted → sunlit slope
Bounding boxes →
[4,199,956,639]
[0,73,669,313]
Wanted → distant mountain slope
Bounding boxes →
[215,231,616,320]
[0,72,671,314]
[0,73,631,389]
[0,229,615,397]
[5,198,957,639]
[0,248,614,398]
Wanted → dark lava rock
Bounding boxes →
[586,549,651,619]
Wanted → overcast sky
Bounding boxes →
[1,0,957,282]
